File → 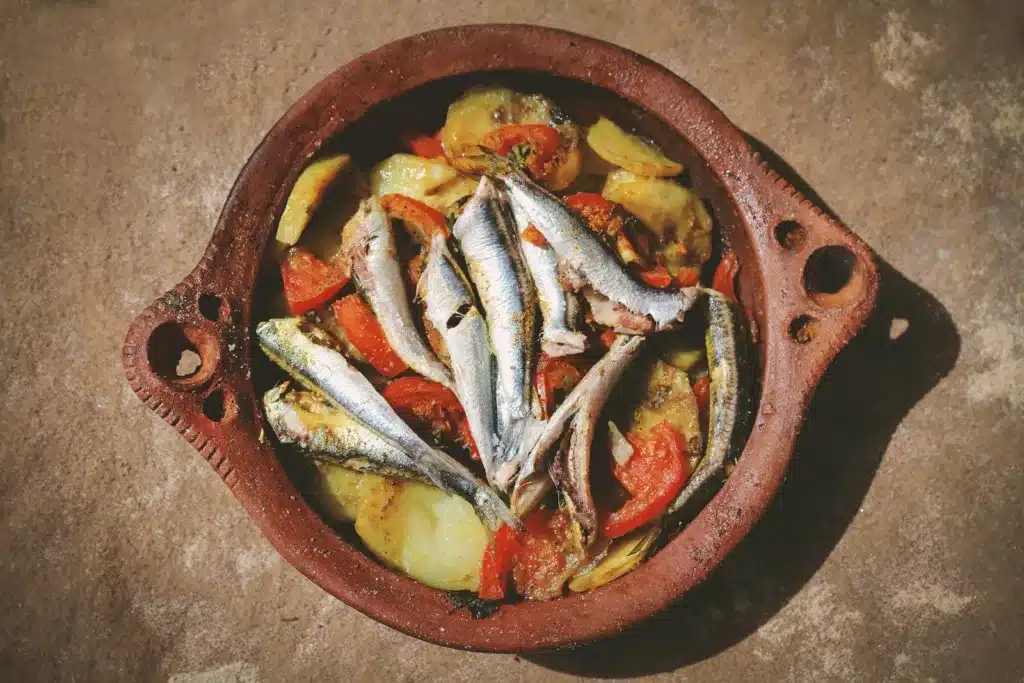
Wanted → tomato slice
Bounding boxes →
[482,124,561,178]
[511,509,574,601]
[478,524,521,600]
[331,295,408,377]
[534,355,588,418]
[711,251,739,301]
[280,247,350,315]
[379,193,449,242]
[637,265,673,288]
[602,422,690,539]
[598,329,619,351]
[565,192,615,217]
[382,376,476,453]
[404,132,446,159]
[673,266,701,288]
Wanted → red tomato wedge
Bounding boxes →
[382,376,477,455]
[404,132,446,159]
[280,247,350,316]
[712,251,739,301]
[477,524,521,600]
[482,124,561,177]
[637,265,673,288]
[511,509,574,601]
[379,193,449,242]
[534,355,588,418]
[673,266,701,288]
[602,422,690,539]
[331,295,408,377]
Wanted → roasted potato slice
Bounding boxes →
[603,170,712,270]
[369,153,476,211]
[355,479,489,591]
[568,525,659,592]
[439,86,582,190]
[275,154,352,246]
[308,460,388,524]
[622,360,703,456]
[586,118,683,177]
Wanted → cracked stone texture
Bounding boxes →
[1,1,1022,681]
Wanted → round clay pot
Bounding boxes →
[122,24,878,652]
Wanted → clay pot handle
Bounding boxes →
[121,232,258,487]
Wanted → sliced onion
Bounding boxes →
[608,421,634,466]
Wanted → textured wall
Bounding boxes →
[1,1,1021,681]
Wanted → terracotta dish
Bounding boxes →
[122,24,878,651]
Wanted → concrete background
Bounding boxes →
[1,0,1021,681]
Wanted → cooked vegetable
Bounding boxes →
[661,346,705,373]
[623,360,703,455]
[309,460,389,524]
[404,132,446,159]
[356,478,489,591]
[586,117,683,178]
[511,509,582,600]
[380,193,449,242]
[602,170,713,271]
[369,153,476,210]
[693,374,711,425]
[275,154,351,246]
[712,251,739,301]
[602,422,689,538]
[607,421,633,467]
[568,524,659,592]
[382,376,476,455]
[332,294,408,377]
[638,265,672,288]
[534,355,588,418]
[280,247,350,315]
[439,87,581,189]
[478,524,520,600]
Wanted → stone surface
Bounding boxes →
[0,1,1021,681]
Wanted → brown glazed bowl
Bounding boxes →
[121,24,878,651]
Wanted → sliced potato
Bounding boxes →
[439,86,581,188]
[276,154,351,246]
[603,170,712,269]
[355,479,489,591]
[568,525,659,592]
[369,153,475,211]
[586,118,683,177]
[622,360,702,455]
[661,347,705,373]
[309,460,389,524]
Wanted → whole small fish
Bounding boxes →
[511,335,645,518]
[452,176,539,488]
[342,198,454,389]
[417,234,502,486]
[264,382,426,481]
[256,317,517,530]
[498,171,700,332]
[667,289,747,516]
[507,199,587,357]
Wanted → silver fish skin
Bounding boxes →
[667,289,741,515]
[256,317,518,530]
[510,335,644,517]
[498,171,699,331]
[342,198,454,389]
[418,234,502,486]
[452,176,539,488]
[264,383,426,481]
[507,197,587,357]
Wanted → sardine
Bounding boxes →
[417,234,501,486]
[497,171,700,332]
[256,317,517,530]
[667,289,750,515]
[511,335,645,517]
[342,198,454,389]
[507,198,587,357]
[452,176,539,487]
[264,382,425,481]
